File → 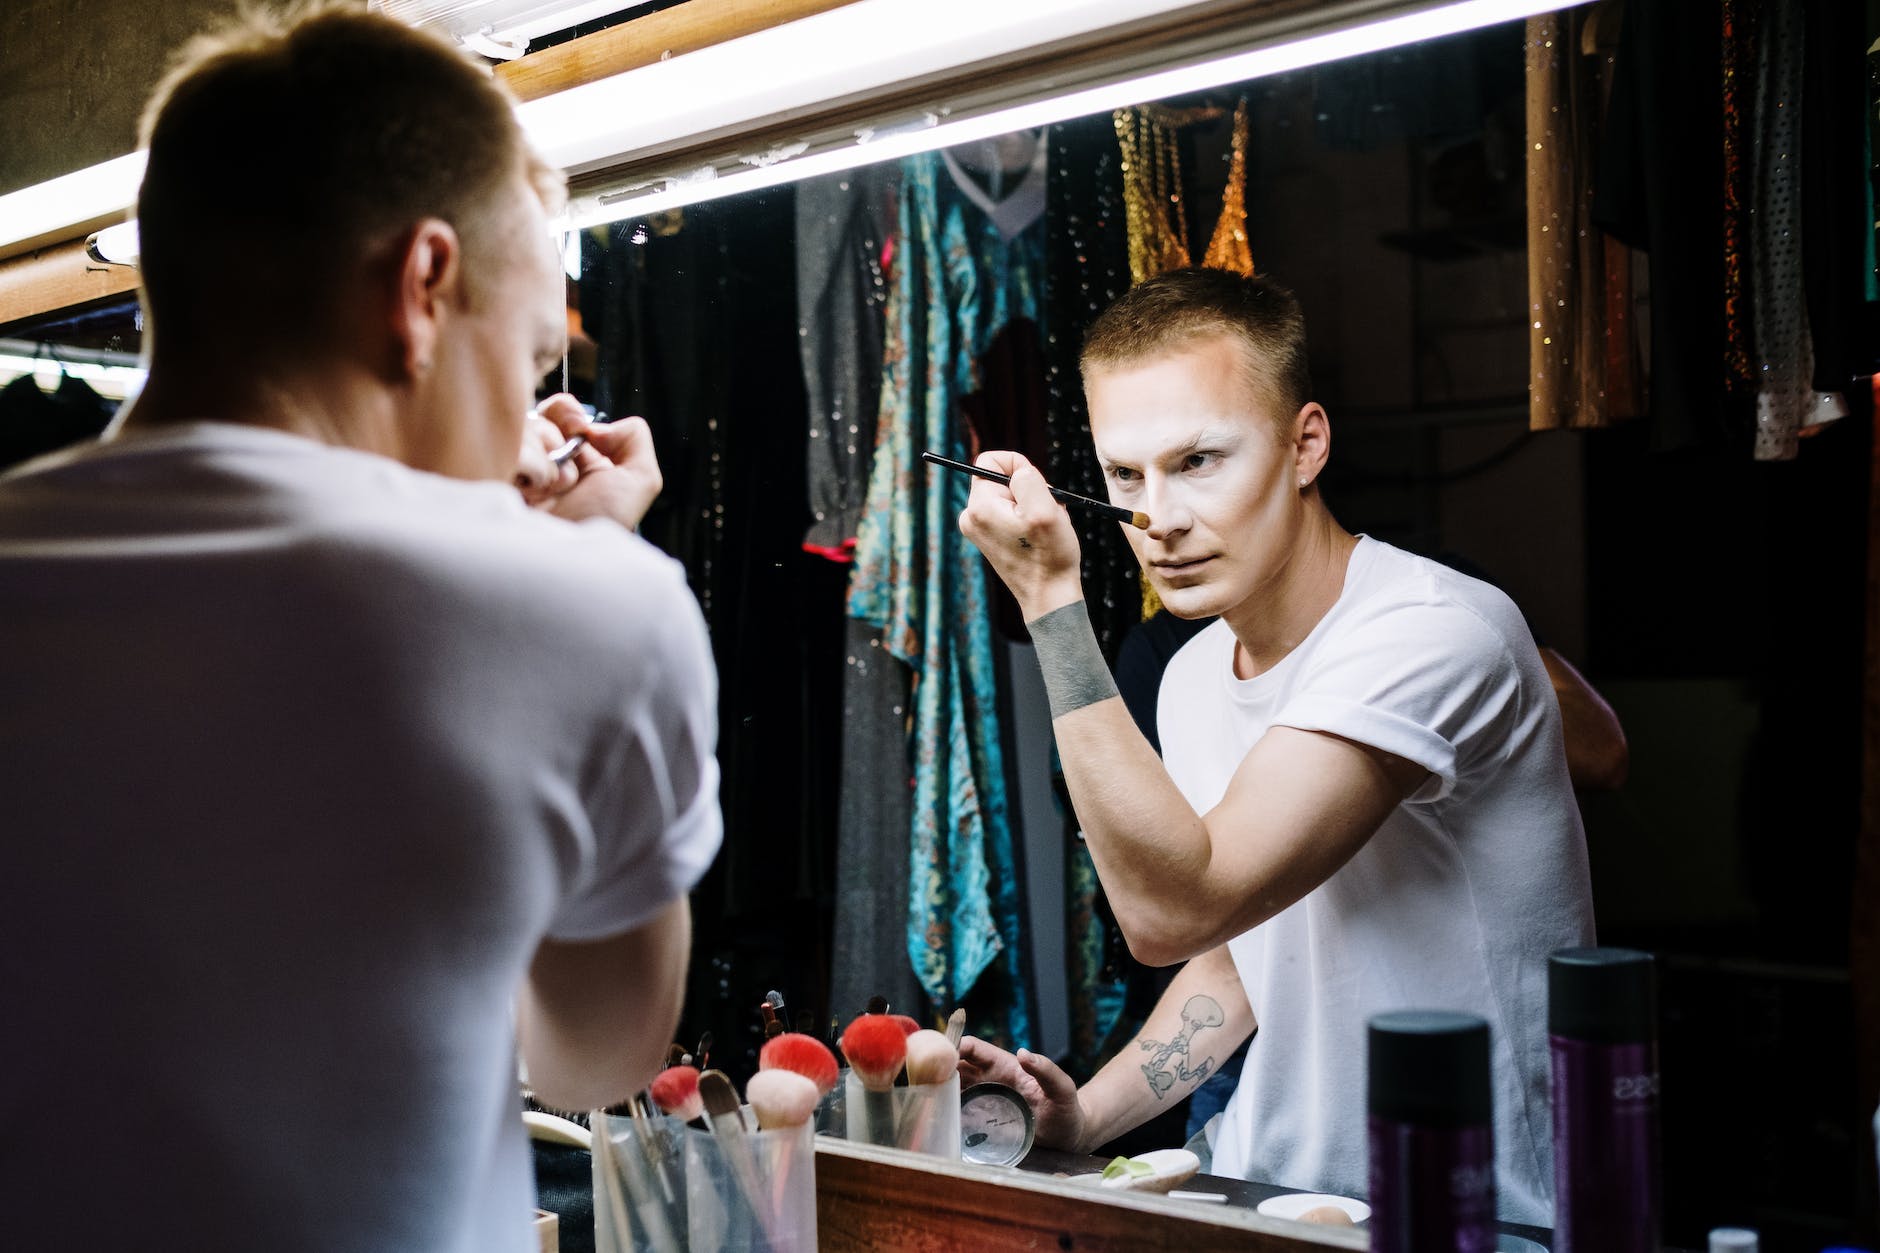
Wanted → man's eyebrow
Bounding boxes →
[1156,424,1242,463]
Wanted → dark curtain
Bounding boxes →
[580,190,844,1079]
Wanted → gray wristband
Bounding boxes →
[1027,601,1119,719]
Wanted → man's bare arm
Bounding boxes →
[517,898,691,1111]
[959,454,1426,967]
[1540,645,1629,790]
[958,944,1252,1153]
[1056,700,1426,965]
[1073,943,1254,1151]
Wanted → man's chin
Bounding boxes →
[1152,583,1226,620]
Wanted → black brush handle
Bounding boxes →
[920,451,1142,527]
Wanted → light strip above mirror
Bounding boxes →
[546,0,1590,228]
[0,0,1588,266]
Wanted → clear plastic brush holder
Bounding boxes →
[840,1070,961,1158]
[592,1110,817,1253]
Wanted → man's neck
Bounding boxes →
[1222,508,1359,679]
[120,358,406,462]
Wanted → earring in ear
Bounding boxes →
[1298,477,1309,489]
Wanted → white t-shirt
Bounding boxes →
[1159,537,1593,1227]
[0,423,721,1252]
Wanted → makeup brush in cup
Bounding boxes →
[649,1065,703,1123]
[698,1070,782,1250]
[759,1032,840,1097]
[921,450,1150,529]
[887,1014,922,1038]
[904,1029,958,1086]
[593,1105,680,1253]
[740,1072,818,1250]
[840,1014,909,1148]
[745,1069,820,1131]
[897,1028,961,1151]
[944,1008,967,1050]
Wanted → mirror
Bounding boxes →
[0,5,1865,1243]
[555,11,1870,1247]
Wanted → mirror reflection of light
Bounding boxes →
[0,0,1591,259]
[0,351,145,403]
[543,0,1592,227]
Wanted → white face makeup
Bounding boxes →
[1086,332,1305,624]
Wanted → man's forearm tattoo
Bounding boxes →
[1026,600,1119,719]
[1138,994,1225,1099]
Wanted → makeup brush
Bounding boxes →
[649,1065,703,1123]
[698,1069,782,1250]
[758,1031,840,1097]
[765,990,788,1038]
[745,1069,821,1131]
[864,996,890,1015]
[840,1014,909,1148]
[903,1029,958,1086]
[593,1104,680,1253]
[944,1008,967,1050]
[921,450,1149,529]
[898,1028,961,1151]
[887,1013,922,1038]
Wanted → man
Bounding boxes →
[956,268,1593,1226]
[0,8,717,1250]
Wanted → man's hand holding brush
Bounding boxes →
[515,393,663,529]
[957,451,1087,622]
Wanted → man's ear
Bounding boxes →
[389,218,463,382]
[1294,402,1330,488]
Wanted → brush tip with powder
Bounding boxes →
[759,1031,840,1096]
[840,1014,909,1091]
[903,1028,959,1086]
[745,1068,821,1130]
[649,1064,703,1121]
[1129,511,1150,529]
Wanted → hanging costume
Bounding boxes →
[847,144,1049,1045]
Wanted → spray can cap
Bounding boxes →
[1550,947,1657,1044]
[1367,1010,1491,1127]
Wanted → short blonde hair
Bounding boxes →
[136,2,562,346]
[1082,268,1312,434]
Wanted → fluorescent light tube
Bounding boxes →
[0,352,145,402]
[554,0,1589,225]
[0,0,1588,258]
[0,152,145,258]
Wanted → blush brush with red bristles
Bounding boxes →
[759,1031,840,1097]
[648,1064,703,1124]
[839,1013,909,1147]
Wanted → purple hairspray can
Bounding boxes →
[1550,947,1661,1252]
[1367,1011,1497,1252]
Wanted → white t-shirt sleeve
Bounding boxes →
[1272,598,1523,803]
[547,569,722,942]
